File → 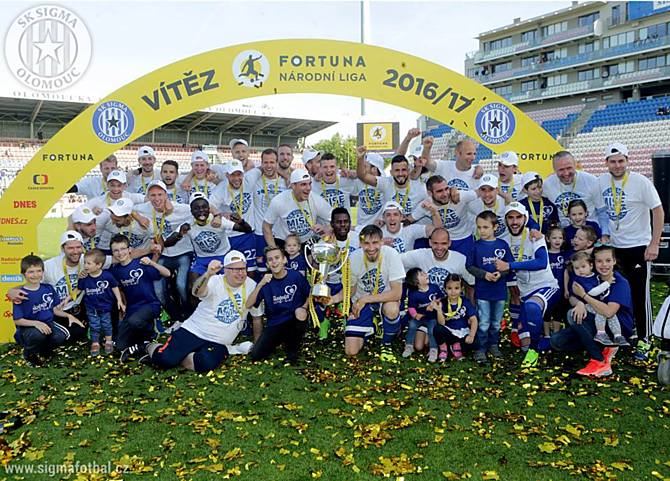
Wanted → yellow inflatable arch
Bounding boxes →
[0,39,562,341]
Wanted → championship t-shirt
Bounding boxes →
[466,195,508,240]
[376,176,427,217]
[543,171,603,227]
[127,169,161,195]
[349,245,405,302]
[43,255,84,304]
[264,190,332,243]
[133,202,193,257]
[248,169,288,234]
[209,177,255,238]
[84,192,146,213]
[254,269,310,327]
[187,217,236,257]
[412,190,477,241]
[435,160,479,191]
[76,175,106,199]
[311,175,357,210]
[401,248,475,294]
[353,179,384,227]
[98,218,153,250]
[381,224,427,253]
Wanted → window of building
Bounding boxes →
[521,56,539,67]
[466,67,480,77]
[639,22,668,41]
[493,85,513,96]
[578,12,599,27]
[611,5,621,25]
[521,79,538,92]
[544,47,568,61]
[521,30,537,43]
[541,21,568,37]
[492,61,512,73]
[640,55,667,70]
[618,60,635,74]
[602,30,635,49]
[547,73,568,86]
[578,68,599,81]
[485,36,513,52]
[578,41,598,54]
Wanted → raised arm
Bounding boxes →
[356,146,378,187]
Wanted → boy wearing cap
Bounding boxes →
[263,169,333,246]
[164,193,252,286]
[353,150,386,228]
[311,153,357,210]
[381,201,437,253]
[597,142,663,360]
[464,174,509,239]
[497,152,524,202]
[495,202,560,368]
[519,172,559,234]
[356,146,427,219]
[145,251,259,372]
[128,146,161,195]
[133,180,194,322]
[109,234,171,361]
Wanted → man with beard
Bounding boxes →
[543,150,608,231]
[422,138,483,191]
[263,170,332,246]
[354,149,386,228]
[497,151,524,202]
[71,205,105,252]
[406,175,477,256]
[133,180,194,322]
[329,225,405,362]
[380,201,437,254]
[160,160,189,205]
[277,143,295,179]
[495,202,560,368]
[248,148,288,271]
[311,153,358,210]
[246,246,311,364]
[230,139,254,171]
[128,146,161,195]
[144,251,258,372]
[210,160,257,271]
[164,193,252,290]
[356,146,426,219]
[98,198,153,252]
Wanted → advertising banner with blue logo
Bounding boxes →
[0,39,561,341]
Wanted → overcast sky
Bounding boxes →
[1,0,571,143]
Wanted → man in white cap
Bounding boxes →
[128,146,161,195]
[99,198,154,252]
[356,146,427,219]
[381,201,437,253]
[301,149,322,178]
[133,180,194,322]
[263,169,332,246]
[463,174,509,239]
[143,251,258,371]
[497,151,524,202]
[422,138,484,191]
[210,159,258,270]
[69,155,119,199]
[353,150,386,228]
[71,205,105,251]
[311,153,357,210]
[543,150,607,228]
[230,138,253,171]
[597,142,664,361]
[81,170,145,216]
[495,202,560,368]
[180,150,216,200]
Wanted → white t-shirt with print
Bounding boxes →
[381,224,427,254]
[376,176,427,217]
[133,202,193,257]
[187,217,236,257]
[412,190,477,241]
[543,170,603,226]
[264,190,332,243]
[508,231,558,298]
[400,248,475,291]
[311,175,357,210]
[353,179,384,227]
[435,160,479,191]
[349,245,405,302]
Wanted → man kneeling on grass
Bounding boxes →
[144,251,258,372]
[245,246,310,365]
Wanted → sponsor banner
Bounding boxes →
[0,39,561,341]
[358,122,398,152]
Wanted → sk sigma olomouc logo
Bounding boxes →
[475,103,516,146]
[4,5,92,92]
[233,50,269,88]
[92,101,135,144]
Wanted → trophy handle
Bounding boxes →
[304,243,318,271]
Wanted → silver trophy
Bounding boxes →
[305,239,349,303]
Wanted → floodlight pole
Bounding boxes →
[360,0,366,116]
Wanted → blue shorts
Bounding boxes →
[345,303,380,338]
[523,286,561,315]
[230,234,257,271]
[255,234,268,271]
[450,235,474,258]
[191,255,227,275]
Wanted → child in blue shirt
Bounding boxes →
[565,199,601,246]
[466,211,512,363]
[13,255,80,365]
[545,225,569,345]
[433,274,478,362]
[285,234,307,276]
[401,268,442,362]
[76,249,125,356]
[519,172,559,235]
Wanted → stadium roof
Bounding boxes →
[0,96,337,139]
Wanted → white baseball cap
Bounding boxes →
[138,146,155,157]
[227,159,244,174]
[498,151,519,166]
[108,198,133,216]
[504,201,528,217]
[146,179,168,192]
[229,139,248,150]
[71,206,96,224]
[189,192,207,204]
[366,153,385,176]
[604,142,629,158]
[302,149,321,165]
[478,173,498,189]
[107,170,127,184]
[60,230,84,246]
[521,171,542,188]
[191,150,209,164]
[290,169,311,184]
[382,201,403,213]
[223,250,247,267]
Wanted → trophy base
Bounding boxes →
[311,284,331,304]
